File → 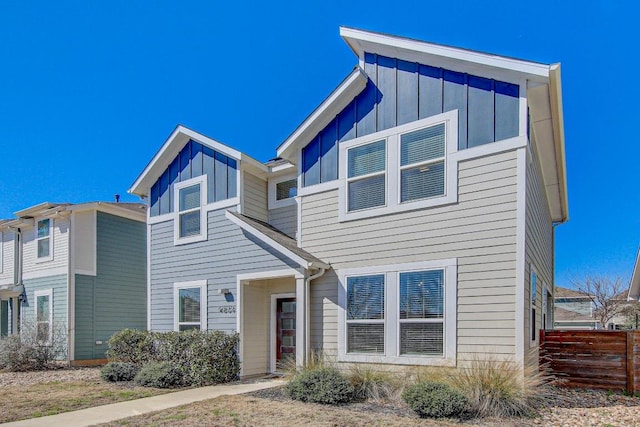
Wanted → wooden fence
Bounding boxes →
[540,330,640,393]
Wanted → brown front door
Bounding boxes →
[276,298,296,370]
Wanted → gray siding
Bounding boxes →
[74,212,147,360]
[22,274,68,355]
[243,172,268,222]
[524,141,554,364]
[268,205,297,238]
[301,149,520,362]
[149,208,298,332]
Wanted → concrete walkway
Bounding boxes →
[2,379,285,427]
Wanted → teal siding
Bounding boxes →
[74,212,146,360]
[21,274,68,355]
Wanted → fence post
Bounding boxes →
[627,332,635,394]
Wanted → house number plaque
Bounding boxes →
[219,306,236,314]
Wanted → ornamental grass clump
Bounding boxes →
[346,364,403,402]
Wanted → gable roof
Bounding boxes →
[224,210,329,270]
[628,247,640,300]
[129,125,267,198]
[555,286,590,298]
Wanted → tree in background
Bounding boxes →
[571,275,629,329]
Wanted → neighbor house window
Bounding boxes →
[399,270,444,356]
[34,289,53,344]
[36,219,53,261]
[346,275,385,354]
[173,177,207,245]
[339,111,457,222]
[339,259,457,366]
[174,281,207,331]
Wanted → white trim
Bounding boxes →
[34,217,54,263]
[34,288,53,346]
[0,231,3,274]
[449,135,527,162]
[277,69,368,160]
[295,196,302,246]
[224,211,329,269]
[236,268,304,282]
[67,203,146,223]
[23,267,68,280]
[270,292,297,374]
[173,280,208,331]
[268,174,298,210]
[514,147,527,366]
[297,180,340,197]
[339,111,458,222]
[337,259,457,366]
[173,176,208,245]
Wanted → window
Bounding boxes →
[346,140,386,211]
[276,179,297,201]
[174,281,207,331]
[34,289,53,345]
[173,177,207,245]
[339,111,458,222]
[36,219,53,261]
[530,266,538,343]
[399,270,444,356]
[346,275,385,354]
[339,259,457,366]
[269,175,298,209]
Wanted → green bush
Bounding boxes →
[106,329,240,386]
[403,381,468,418]
[106,329,156,365]
[100,362,138,382]
[134,362,184,388]
[286,367,354,405]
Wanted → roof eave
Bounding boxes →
[549,64,569,223]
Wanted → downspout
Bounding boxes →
[9,226,22,334]
[305,267,326,361]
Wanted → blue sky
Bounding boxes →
[0,1,638,285]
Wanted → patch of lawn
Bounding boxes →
[0,381,173,423]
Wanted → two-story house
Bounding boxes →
[554,286,598,330]
[0,201,147,363]
[129,28,567,376]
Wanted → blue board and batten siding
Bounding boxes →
[149,140,238,217]
[74,212,146,360]
[302,53,520,186]
[149,208,298,332]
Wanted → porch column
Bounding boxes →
[295,277,306,368]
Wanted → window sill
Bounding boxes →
[298,180,339,197]
[337,353,455,367]
[338,192,457,223]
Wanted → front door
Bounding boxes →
[276,298,296,370]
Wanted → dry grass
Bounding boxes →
[0,380,172,423]
[96,393,475,427]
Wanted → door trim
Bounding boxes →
[270,293,296,374]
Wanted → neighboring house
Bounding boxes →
[0,201,147,363]
[554,286,598,330]
[129,27,567,376]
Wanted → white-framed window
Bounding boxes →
[338,259,457,366]
[268,175,298,209]
[339,111,458,222]
[34,289,53,345]
[35,218,54,262]
[530,265,538,344]
[173,176,207,245]
[173,280,207,331]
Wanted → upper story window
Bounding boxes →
[268,175,298,209]
[150,140,238,217]
[36,218,53,261]
[174,177,207,245]
[339,111,458,222]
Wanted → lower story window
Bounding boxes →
[339,259,457,365]
[34,289,53,344]
[174,281,207,331]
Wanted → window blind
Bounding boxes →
[400,124,445,166]
[180,211,201,237]
[179,185,200,211]
[401,161,445,202]
[400,270,444,319]
[276,179,297,200]
[179,288,201,323]
[400,323,443,355]
[348,140,386,178]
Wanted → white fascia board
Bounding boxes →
[67,203,147,222]
[224,210,328,270]
[628,247,640,300]
[129,125,253,197]
[549,64,569,223]
[276,68,368,160]
[14,202,58,218]
[340,27,552,83]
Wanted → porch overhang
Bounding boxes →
[0,284,24,299]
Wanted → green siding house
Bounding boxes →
[0,201,147,363]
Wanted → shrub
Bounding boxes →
[448,357,553,418]
[106,329,156,365]
[100,362,138,382]
[286,367,354,405]
[402,381,468,419]
[106,329,240,386]
[346,365,401,402]
[134,362,184,388]
[0,319,67,372]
